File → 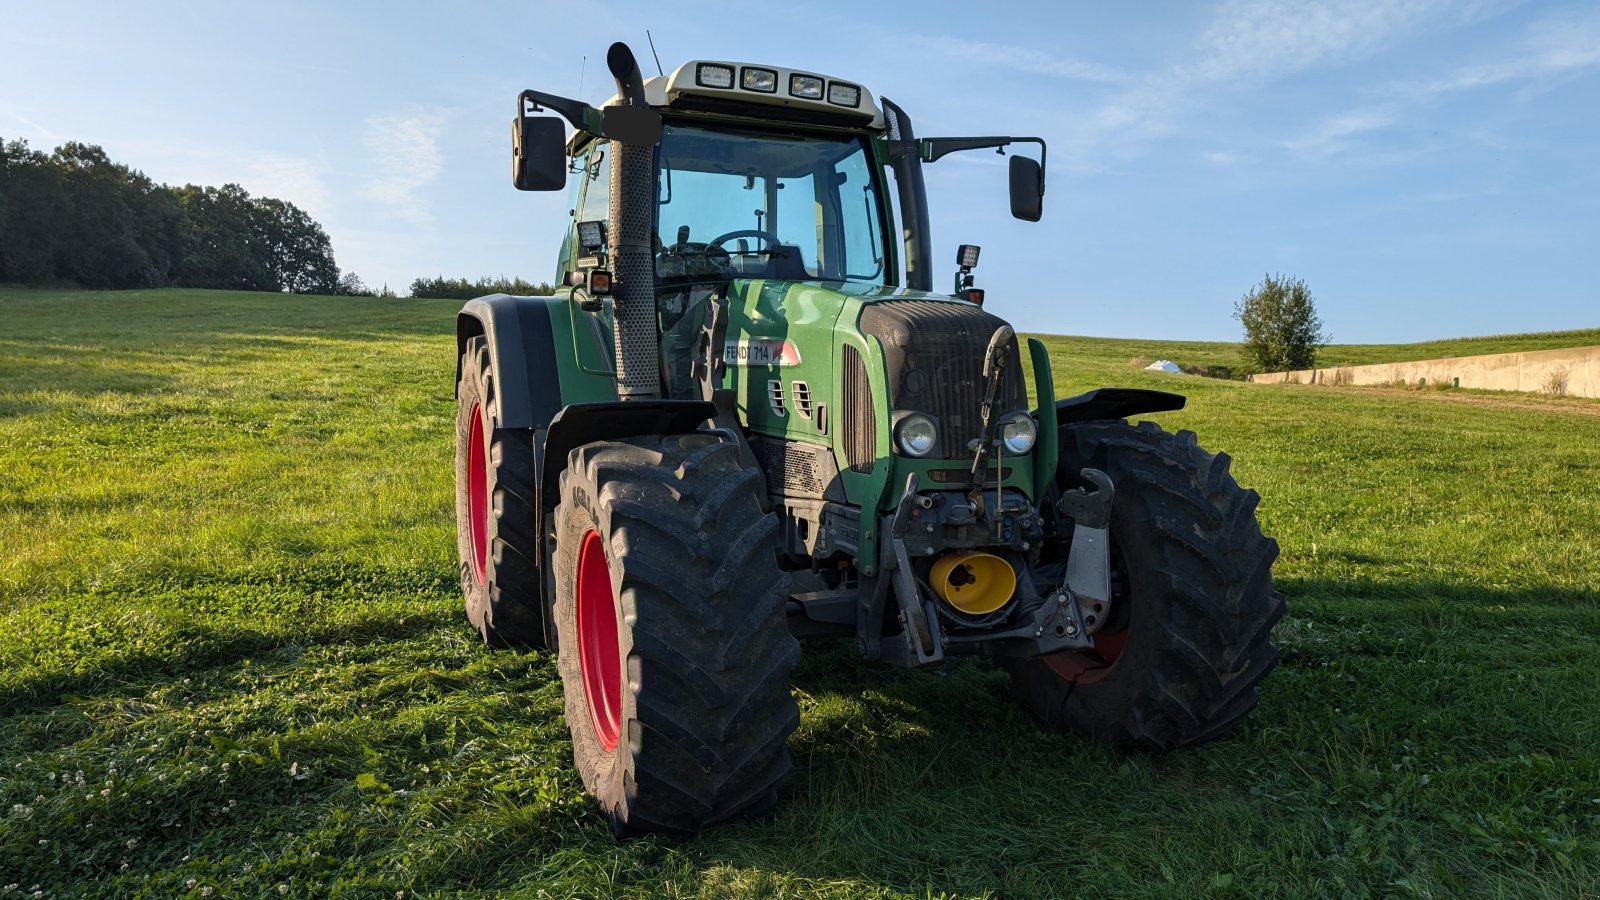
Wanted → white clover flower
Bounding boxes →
[277,885,288,895]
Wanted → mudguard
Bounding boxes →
[1055,387,1186,424]
[540,400,718,506]
[455,293,566,429]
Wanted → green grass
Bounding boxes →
[2,287,1599,897]
[1072,326,1600,376]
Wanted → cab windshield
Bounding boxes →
[655,123,888,284]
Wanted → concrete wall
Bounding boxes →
[1249,345,1600,398]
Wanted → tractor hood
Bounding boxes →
[719,278,1033,511]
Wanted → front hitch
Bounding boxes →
[1058,468,1115,634]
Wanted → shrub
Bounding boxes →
[1233,273,1328,373]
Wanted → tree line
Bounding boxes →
[407,276,556,300]
[0,136,368,295]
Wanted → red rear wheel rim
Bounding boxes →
[1045,628,1129,685]
[466,403,490,585]
[576,529,622,752]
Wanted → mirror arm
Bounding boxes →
[922,136,1047,191]
[518,89,605,140]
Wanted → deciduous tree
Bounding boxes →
[1234,273,1328,373]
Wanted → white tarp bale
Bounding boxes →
[1145,359,1182,373]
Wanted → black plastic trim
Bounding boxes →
[540,400,719,505]
[881,98,933,292]
[1054,387,1187,424]
[455,294,563,430]
[667,94,875,128]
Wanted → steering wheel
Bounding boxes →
[707,229,782,253]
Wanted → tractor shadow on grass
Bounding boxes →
[669,578,1600,896]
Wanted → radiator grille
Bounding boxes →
[858,300,1025,458]
[840,344,876,474]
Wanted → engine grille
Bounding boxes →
[857,300,1026,458]
[840,344,876,473]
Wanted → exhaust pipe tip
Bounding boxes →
[607,42,646,105]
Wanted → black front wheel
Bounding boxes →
[552,433,800,834]
[1009,420,1284,750]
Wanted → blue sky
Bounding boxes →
[3,0,1596,342]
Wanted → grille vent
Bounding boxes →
[755,439,834,499]
[792,381,813,419]
[767,379,786,417]
[840,345,875,474]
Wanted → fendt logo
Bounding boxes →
[723,340,802,367]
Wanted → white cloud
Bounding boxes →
[238,152,333,220]
[1048,0,1477,169]
[1414,7,1600,95]
[1284,106,1398,153]
[909,35,1127,84]
[1190,0,1476,81]
[361,110,446,227]
[92,137,334,221]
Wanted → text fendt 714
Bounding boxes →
[453,43,1284,835]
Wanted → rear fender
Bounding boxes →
[455,293,566,429]
[1055,387,1185,425]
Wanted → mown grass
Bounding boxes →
[1083,326,1600,376]
[2,287,1598,898]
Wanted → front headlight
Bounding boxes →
[999,413,1037,454]
[894,413,938,457]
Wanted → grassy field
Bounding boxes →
[2,287,1598,898]
[1078,326,1600,376]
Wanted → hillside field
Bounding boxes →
[2,288,1598,897]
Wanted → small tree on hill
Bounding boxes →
[1234,273,1328,372]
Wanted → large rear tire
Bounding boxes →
[1008,420,1284,750]
[455,336,545,647]
[553,433,800,834]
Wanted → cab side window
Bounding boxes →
[559,143,609,280]
[577,144,609,233]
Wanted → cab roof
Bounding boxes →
[597,60,885,130]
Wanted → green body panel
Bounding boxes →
[543,290,621,405]
[719,278,1041,549]
[1027,338,1058,502]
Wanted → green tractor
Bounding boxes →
[454,43,1283,834]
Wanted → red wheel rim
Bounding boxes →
[1045,628,1128,685]
[575,529,622,752]
[466,402,490,585]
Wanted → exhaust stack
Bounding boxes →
[605,42,661,399]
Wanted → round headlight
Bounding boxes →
[895,414,938,457]
[999,414,1038,454]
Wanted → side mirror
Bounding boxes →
[512,116,567,191]
[1009,156,1043,222]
